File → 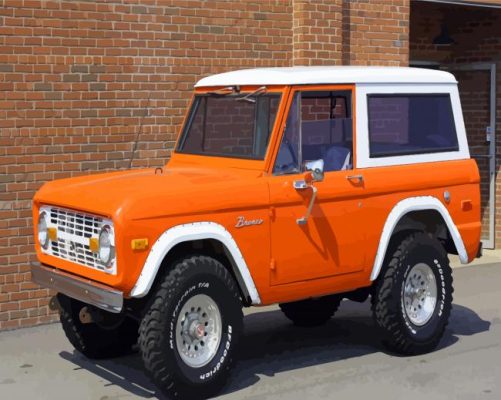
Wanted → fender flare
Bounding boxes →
[129,222,261,304]
[370,196,468,281]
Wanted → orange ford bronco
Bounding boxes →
[32,67,481,398]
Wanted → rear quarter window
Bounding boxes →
[367,94,459,158]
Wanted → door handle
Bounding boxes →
[293,180,309,190]
[346,174,364,183]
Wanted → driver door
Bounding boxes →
[268,86,367,286]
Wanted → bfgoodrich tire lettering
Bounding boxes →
[139,256,243,399]
[372,232,453,355]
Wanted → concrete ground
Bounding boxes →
[1,257,500,400]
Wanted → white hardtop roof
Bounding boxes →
[195,66,457,87]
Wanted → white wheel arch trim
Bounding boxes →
[370,196,468,281]
[129,222,261,304]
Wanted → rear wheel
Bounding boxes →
[372,232,453,355]
[58,294,139,359]
[138,255,243,399]
[279,295,342,327]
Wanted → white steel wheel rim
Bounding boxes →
[175,294,222,368]
[403,263,438,326]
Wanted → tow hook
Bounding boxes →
[79,306,97,324]
[49,296,98,325]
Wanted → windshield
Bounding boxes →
[176,92,281,160]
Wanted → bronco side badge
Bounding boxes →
[235,216,263,228]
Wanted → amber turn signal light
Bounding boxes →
[47,227,58,242]
[131,238,149,251]
[89,237,99,253]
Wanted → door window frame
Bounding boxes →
[267,84,357,176]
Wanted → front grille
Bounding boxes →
[50,207,101,239]
[41,205,115,274]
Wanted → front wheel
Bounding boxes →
[372,232,453,355]
[139,256,243,399]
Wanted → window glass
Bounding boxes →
[177,93,281,159]
[274,93,301,174]
[368,94,459,157]
[274,90,353,174]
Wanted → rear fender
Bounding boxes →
[370,196,468,281]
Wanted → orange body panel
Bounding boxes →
[32,84,481,306]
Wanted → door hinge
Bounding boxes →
[270,258,276,271]
[269,206,276,221]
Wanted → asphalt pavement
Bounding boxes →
[0,261,500,400]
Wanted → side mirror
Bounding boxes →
[304,159,324,182]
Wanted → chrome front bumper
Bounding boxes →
[31,262,123,313]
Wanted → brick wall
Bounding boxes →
[0,0,409,330]
[291,0,410,67]
[292,0,342,66]
[342,0,409,66]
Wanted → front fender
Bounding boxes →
[129,221,261,304]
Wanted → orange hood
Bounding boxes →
[33,166,266,222]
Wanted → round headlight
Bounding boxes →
[98,225,114,266]
[38,211,49,249]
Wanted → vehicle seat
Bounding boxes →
[323,145,351,171]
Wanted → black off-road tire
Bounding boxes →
[372,232,453,355]
[279,295,342,327]
[138,255,243,399]
[57,293,139,359]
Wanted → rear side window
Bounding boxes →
[367,94,459,158]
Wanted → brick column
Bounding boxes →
[342,0,410,66]
[292,0,343,66]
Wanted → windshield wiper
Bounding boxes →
[236,86,267,103]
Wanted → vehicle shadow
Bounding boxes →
[223,301,491,395]
[58,300,490,399]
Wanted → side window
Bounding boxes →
[367,94,459,158]
[274,90,353,174]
